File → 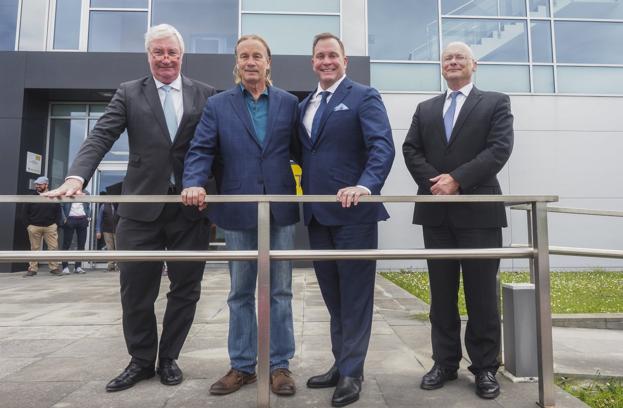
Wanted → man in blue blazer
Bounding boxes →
[300,33,395,407]
[182,35,299,396]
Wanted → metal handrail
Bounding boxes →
[512,204,623,217]
[1,194,558,408]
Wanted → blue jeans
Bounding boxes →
[223,224,295,374]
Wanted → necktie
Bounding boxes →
[161,85,178,141]
[444,91,460,141]
[311,91,330,142]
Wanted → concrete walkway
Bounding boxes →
[0,267,597,408]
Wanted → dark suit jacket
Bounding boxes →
[67,75,215,222]
[298,77,395,226]
[402,86,513,228]
[183,85,300,230]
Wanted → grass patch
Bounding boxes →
[381,270,623,315]
[557,376,623,408]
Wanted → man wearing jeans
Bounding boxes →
[182,35,300,396]
[60,194,91,274]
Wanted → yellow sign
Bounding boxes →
[291,163,303,195]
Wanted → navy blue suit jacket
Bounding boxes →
[183,85,300,230]
[298,77,395,226]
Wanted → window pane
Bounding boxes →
[88,11,147,52]
[371,63,440,92]
[152,0,237,54]
[474,65,530,92]
[89,120,129,161]
[0,0,19,50]
[443,19,528,62]
[51,104,87,117]
[368,0,438,61]
[241,14,339,55]
[558,66,623,94]
[533,65,554,93]
[242,0,339,13]
[90,0,148,8]
[54,0,82,50]
[48,119,87,188]
[529,0,549,17]
[442,0,525,16]
[554,0,623,19]
[555,22,623,65]
[89,104,107,114]
[18,0,48,50]
[531,21,552,63]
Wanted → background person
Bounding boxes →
[96,191,119,271]
[60,192,91,274]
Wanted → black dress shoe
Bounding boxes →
[157,358,183,385]
[105,362,155,392]
[475,371,500,399]
[332,376,362,407]
[307,364,340,389]
[420,364,458,390]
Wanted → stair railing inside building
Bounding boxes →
[0,194,558,408]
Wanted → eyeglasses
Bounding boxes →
[443,54,470,63]
[150,49,181,60]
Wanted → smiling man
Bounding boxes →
[182,34,300,397]
[402,41,514,400]
[45,24,215,392]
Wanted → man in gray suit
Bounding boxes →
[46,24,215,392]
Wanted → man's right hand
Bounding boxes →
[43,178,84,198]
[181,187,207,211]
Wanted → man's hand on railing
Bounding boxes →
[181,187,207,211]
[43,178,84,198]
[336,186,370,208]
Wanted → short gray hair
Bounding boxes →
[145,24,185,54]
[443,41,475,59]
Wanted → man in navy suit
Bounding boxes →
[182,35,299,396]
[300,33,395,407]
[403,42,513,400]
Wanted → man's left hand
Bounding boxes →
[429,174,459,195]
[336,186,369,208]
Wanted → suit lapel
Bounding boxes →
[263,87,282,152]
[299,93,313,149]
[229,88,262,149]
[313,78,352,146]
[173,75,194,146]
[448,86,483,145]
[142,77,171,145]
[433,93,448,146]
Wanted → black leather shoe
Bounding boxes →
[332,376,362,407]
[475,371,500,399]
[420,364,458,390]
[157,358,183,386]
[105,362,155,392]
[307,364,340,389]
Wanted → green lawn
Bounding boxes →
[557,376,623,408]
[381,270,623,314]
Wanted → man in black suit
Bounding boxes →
[402,41,513,400]
[46,24,215,392]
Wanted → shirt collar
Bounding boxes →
[314,74,347,99]
[240,84,269,98]
[154,75,182,91]
[446,82,473,99]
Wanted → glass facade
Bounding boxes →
[0,0,18,50]
[368,0,623,94]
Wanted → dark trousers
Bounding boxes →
[423,225,502,375]
[62,217,88,269]
[308,218,378,378]
[115,203,210,367]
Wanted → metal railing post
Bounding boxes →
[256,201,271,408]
[527,207,535,283]
[531,202,555,407]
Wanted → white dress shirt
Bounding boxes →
[68,202,86,217]
[442,82,474,127]
[303,74,347,138]
[154,75,184,127]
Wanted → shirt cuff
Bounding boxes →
[66,176,85,184]
[356,185,371,195]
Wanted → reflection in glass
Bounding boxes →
[442,0,525,16]
[368,0,438,61]
[242,0,339,13]
[51,104,87,117]
[553,0,623,19]
[555,22,623,65]
[529,0,549,16]
[371,63,440,92]
[533,65,554,93]
[90,0,148,8]
[530,21,552,63]
[558,66,623,94]
[242,14,339,55]
[88,120,130,161]
[54,0,82,50]
[152,0,237,54]
[0,0,18,50]
[48,119,87,188]
[88,11,147,52]
[443,19,528,62]
[474,65,530,92]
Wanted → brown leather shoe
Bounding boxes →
[209,368,257,395]
[271,368,296,396]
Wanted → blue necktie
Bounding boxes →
[311,91,330,142]
[161,85,178,141]
[444,91,460,141]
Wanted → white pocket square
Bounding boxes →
[334,103,349,111]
